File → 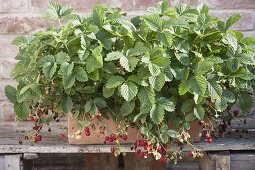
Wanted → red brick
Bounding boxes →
[0,101,15,121]
[0,59,17,79]
[211,11,255,31]
[31,0,111,11]
[0,0,31,12]
[198,0,255,9]
[0,15,52,34]
[170,0,198,6]
[0,35,19,59]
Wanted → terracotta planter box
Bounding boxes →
[68,114,203,144]
[68,116,141,144]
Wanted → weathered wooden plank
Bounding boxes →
[0,156,5,170]
[231,153,255,170]
[214,153,230,170]
[5,154,22,170]
[84,153,118,170]
[123,153,166,170]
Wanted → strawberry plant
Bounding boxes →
[5,1,255,163]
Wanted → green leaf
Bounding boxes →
[181,99,194,113]
[105,52,124,61]
[59,62,74,76]
[223,90,235,103]
[175,53,191,66]
[226,14,241,30]
[5,86,17,103]
[207,80,223,99]
[197,4,208,14]
[60,94,73,114]
[55,52,70,64]
[149,73,165,92]
[120,56,138,72]
[150,103,165,124]
[235,68,255,80]
[215,98,228,112]
[195,60,213,75]
[73,66,88,82]
[236,53,255,65]
[14,102,30,120]
[94,98,107,107]
[128,46,150,57]
[241,37,255,45]
[160,98,175,112]
[84,100,93,113]
[194,105,205,119]
[223,33,238,52]
[63,74,75,89]
[226,58,239,72]
[11,36,27,45]
[143,14,163,31]
[121,100,135,115]
[185,113,197,121]
[239,92,254,113]
[106,76,125,88]
[42,62,57,80]
[178,78,192,95]
[120,82,138,101]
[195,75,207,95]
[138,86,155,105]
[103,87,115,98]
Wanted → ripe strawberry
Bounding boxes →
[108,137,113,142]
[187,151,194,157]
[122,134,128,141]
[85,131,90,136]
[159,156,166,163]
[157,146,163,153]
[135,148,141,154]
[35,135,42,142]
[28,116,36,122]
[95,114,101,119]
[58,133,65,138]
[110,147,116,153]
[84,127,90,132]
[130,146,134,150]
[104,136,110,142]
[112,134,118,140]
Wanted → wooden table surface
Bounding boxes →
[0,121,254,154]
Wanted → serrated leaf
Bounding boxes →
[207,80,222,99]
[150,103,165,125]
[193,105,205,119]
[235,68,255,80]
[121,100,135,115]
[120,56,138,72]
[103,87,115,98]
[55,52,70,64]
[105,52,124,61]
[106,76,125,88]
[143,14,163,31]
[149,73,165,92]
[241,37,255,45]
[195,75,207,95]
[223,90,235,103]
[226,14,241,30]
[148,63,161,76]
[11,36,27,45]
[73,66,88,82]
[236,53,255,65]
[138,86,155,105]
[195,60,213,75]
[160,98,175,112]
[178,78,192,95]
[120,82,138,101]
[63,74,75,89]
[226,58,239,72]
[14,102,30,120]
[84,100,93,113]
[94,98,107,107]
[223,33,238,52]
[215,98,228,112]
[175,53,191,66]
[239,92,254,113]
[181,99,194,113]
[42,62,57,80]
[60,94,73,114]
[5,86,17,103]
[128,46,150,57]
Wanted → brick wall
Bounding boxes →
[0,0,254,121]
